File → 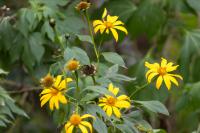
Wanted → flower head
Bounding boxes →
[98,83,131,118]
[81,64,97,76]
[76,1,91,11]
[65,113,95,133]
[93,8,128,42]
[66,59,80,71]
[40,73,55,88]
[40,75,73,110]
[145,58,183,90]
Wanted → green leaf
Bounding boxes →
[42,21,55,41]
[127,0,166,39]
[102,52,126,68]
[187,0,200,12]
[82,86,114,97]
[0,68,8,75]
[105,0,137,22]
[106,73,136,82]
[135,100,169,116]
[76,34,93,44]
[64,47,90,65]
[115,124,136,133]
[80,93,99,102]
[29,32,45,63]
[93,117,108,133]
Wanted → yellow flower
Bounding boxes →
[66,59,80,71]
[93,8,128,42]
[145,58,183,90]
[40,75,73,110]
[40,73,55,88]
[65,113,95,133]
[98,83,131,118]
[75,1,91,11]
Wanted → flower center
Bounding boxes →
[107,97,116,106]
[70,114,81,125]
[51,88,59,96]
[66,59,79,71]
[104,21,113,28]
[158,67,166,76]
[41,75,54,87]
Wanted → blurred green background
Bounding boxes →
[0,0,200,132]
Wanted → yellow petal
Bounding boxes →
[166,65,179,72]
[54,97,59,109]
[145,62,160,69]
[116,101,131,108]
[49,97,55,110]
[40,95,51,107]
[98,103,106,106]
[40,89,51,95]
[102,105,108,111]
[113,20,124,26]
[156,76,163,89]
[106,29,109,34]
[65,122,71,131]
[114,26,128,35]
[40,93,51,101]
[54,75,62,87]
[67,125,74,133]
[94,25,105,33]
[161,58,167,67]
[81,114,95,119]
[107,15,118,23]
[99,97,107,103]
[81,121,93,133]
[145,69,157,79]
[163,75,171,90]
[93,20,103,27]
[66,78,73,83]
[58,94,67,104]
[169,76,179,86]
[106,106,113,117]
[169,74,183,80]
[102,8,107,19]
[117,95,129,101]
[147,72,159,83]
[58,80,66,90]
[110,28,118,42]
[108,83,114,92]
[113,107,121,118]
[112,88,119,96]
[78,124,88,133]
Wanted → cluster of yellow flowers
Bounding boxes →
[39,2,183,133]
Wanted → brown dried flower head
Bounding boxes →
[75,1,91,11]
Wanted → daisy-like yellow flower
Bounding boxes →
[65,113,95,133]
[145,58,183,90]
[40,75,73,110]
[98,83,131,118]
[66,59,80,71]
[93,8,128,42]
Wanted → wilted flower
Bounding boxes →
[40,73,54,88]
[66,59,80,71]
[81,64,97,76]
[40,75,73,110]
[93,8,128,42]
[98,83,131,118]
[65,113,95,133]
[145,58,183,90]
[75,1,91,11]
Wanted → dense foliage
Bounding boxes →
[0,0,200,133]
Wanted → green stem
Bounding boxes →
[91,75,97,85]
[85,11,99,63]
[74,71,80,99]
[129,83,149,98]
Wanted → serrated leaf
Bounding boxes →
[102,52,126,68]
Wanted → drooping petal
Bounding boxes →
[106,29,109,34]
[93,20,103,27]
[107,15,118,23]
[54,97,59,109]
[67,125,74,133]
[169,75,179,86]
[113,20,124,26]
[102,105,108,111]
[79,124,88,133]
[113,26,128,35]
[65,122,71,131]
[113,107,121,118]
[163,75,171,90]
[145,69,157,79]
[41,95,51,107]
[110,28,118,42]
[147,72,159,83]
[49,96,55,110]
[40,93,51,101]
[166,65,179,72]
[58,80,66,90]
[106,106,113,117]
[156,76,163,89]
[102,8,107,19]
[161,58,167,67]
[169,74,183,80]
[116,101,131,108]
[94,25,106,34]
[81,121,93,133]
[81,114,95,119]
[54,75,62,87]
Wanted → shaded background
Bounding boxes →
[0,0,200,132]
